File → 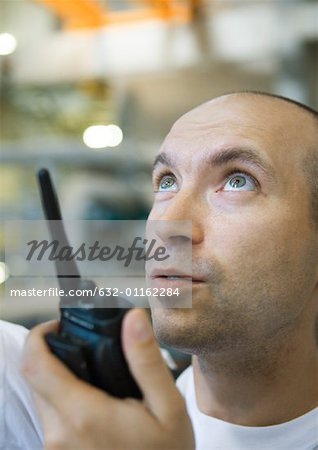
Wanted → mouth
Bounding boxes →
[149,269,205,284]
[147,269,205,307]
[152,275,201,282]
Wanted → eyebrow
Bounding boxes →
[152,147,276,181]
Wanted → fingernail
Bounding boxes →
[133,312,152,341]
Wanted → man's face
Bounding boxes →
[147,94,318,355]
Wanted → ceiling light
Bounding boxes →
[0,262,9,284]
[83,124,123,149]
[0,33,17,56]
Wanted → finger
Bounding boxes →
[122,309,182,421]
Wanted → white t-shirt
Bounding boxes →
[0,320,43,450]
[177,366,318,450]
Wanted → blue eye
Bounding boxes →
[223,173,257,191]
[158,175,177,191]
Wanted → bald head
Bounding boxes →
[236,91,318,122]
[179,91,318,131]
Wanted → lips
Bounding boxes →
[149,268,204,283]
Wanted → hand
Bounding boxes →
[22,309,195,450]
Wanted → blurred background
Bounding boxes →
[1,0,318,334]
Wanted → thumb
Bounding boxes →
[122,309,181,421]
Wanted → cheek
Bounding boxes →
[201,211,315,338]
[211,206,308,282]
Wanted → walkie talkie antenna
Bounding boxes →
[37,168,81,293]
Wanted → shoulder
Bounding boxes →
[0,320,31,382]
[0,320,28,349]
[0,320,29,373]
[0,320,43,449]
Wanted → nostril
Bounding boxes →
[168,235,191,244]
[146,219,193,243]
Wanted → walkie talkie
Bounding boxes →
[37,168,142,399]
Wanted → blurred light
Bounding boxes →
[0,262,9,284]
[0,33,17,56]
[83,124,123,149]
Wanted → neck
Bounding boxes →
[192,322,318,426]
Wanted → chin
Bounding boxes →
[151,308,202,353]
[151,306,247,356]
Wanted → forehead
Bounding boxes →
[159,95,314,171]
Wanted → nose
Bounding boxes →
[148,190,204,246]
